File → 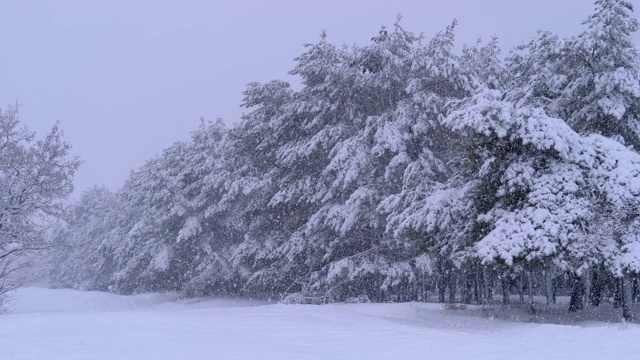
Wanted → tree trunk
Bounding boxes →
[449,271,457,303]
[501,271,510,305]
[464,270,473,304]
[544,263,554,305]
[528,269,534,305]
[568,273,585,312]
[622,273,634,321]
[474,263,482,304]
[589,266,602,306]
[418,273,426,302]
[632,274,638,304]
[485,267,494,303]
[584,266,592,308]
[438,271,446,303]
[614,277,623,309]
[518,269,525,305]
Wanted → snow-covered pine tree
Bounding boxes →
[564,0,640,148]
[503,0,640,311]
[226,76,305,295]
[176,119,245,296]
[461,36,505,91]
[380,20,477,303]
[107,141,194,293]
[508,0,640,148]
[300,19,422,301]
[444,88,640,314]
[239,31,369,298]
[49,186,118,290]
[505,30,567,110]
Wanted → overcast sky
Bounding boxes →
[1,0,639,198]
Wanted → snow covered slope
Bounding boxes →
[1,287,638,359]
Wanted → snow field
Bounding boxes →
[0,287,638,360]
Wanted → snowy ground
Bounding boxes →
[1,288,638,360]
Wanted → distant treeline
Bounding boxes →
[50,0,640,319]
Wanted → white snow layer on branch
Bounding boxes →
[446,90,640,267]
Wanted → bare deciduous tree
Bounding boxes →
[0,105,80,309]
